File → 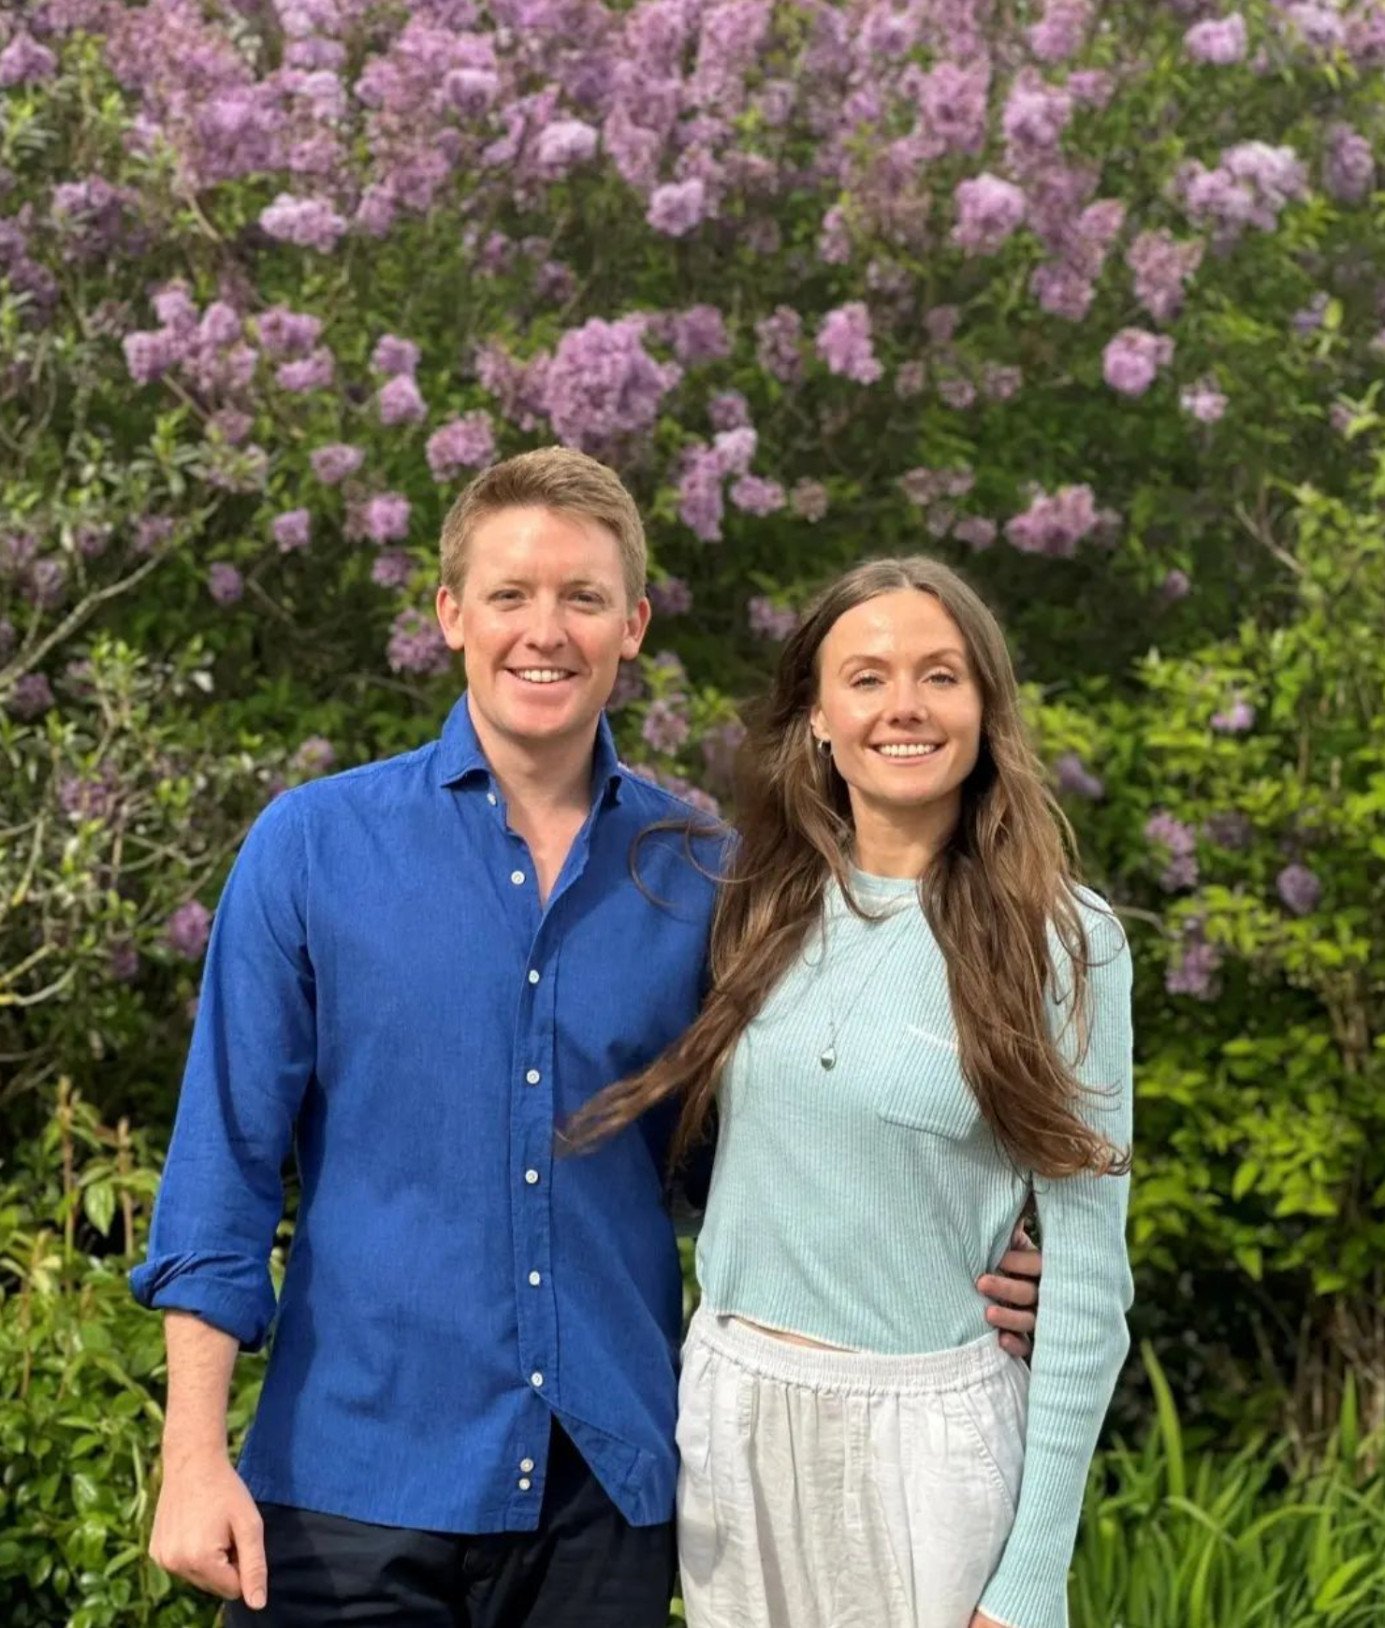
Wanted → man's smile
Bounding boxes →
[507,666,578,686]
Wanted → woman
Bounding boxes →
[578,556,1133,1628]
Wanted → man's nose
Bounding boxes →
[521,601,566,649]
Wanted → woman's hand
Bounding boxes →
[976,1222,1042,1359]
[968,1614,1006,1628]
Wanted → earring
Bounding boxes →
[816,736,831,755]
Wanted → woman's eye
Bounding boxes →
[927,671,958,685]
[850,673,882,688]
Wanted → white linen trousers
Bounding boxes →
[676,1305,1030,1628]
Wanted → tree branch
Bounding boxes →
[0,545,178,696]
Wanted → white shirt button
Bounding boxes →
[528,1270,541,1286]
[520,1458,535,1473]
[518,1477,531,1491]
[510,870,525,886]
[486,792,497,806]
[525,1068,541,1085]
[527,969,540,985]
[524,1169,539,1185]
[530,1371,544,1387]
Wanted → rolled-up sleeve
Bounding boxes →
[130,791,315,1350]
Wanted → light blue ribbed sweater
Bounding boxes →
[695,872,1134,1628]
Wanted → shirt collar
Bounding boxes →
[436,693,626,805]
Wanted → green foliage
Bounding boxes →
[0,1086,264,1627]
[3,0,1383,1496]
[1069,1349,1385,1628]
[5,1108,1381,1626]
[0,638,288,1126]
[1034,434,1385,1434]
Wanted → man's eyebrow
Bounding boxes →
[481,576,613,591]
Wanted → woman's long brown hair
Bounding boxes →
[567,556,1129,1180]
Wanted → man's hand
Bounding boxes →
[150,1449,268,1610]
[976,1222,1042,1360]
[969,1614,1006,1627]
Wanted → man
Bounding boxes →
[132,447,1040,1626]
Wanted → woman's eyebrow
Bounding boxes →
[837,646,967,669]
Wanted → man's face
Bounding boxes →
[436,505,650,752]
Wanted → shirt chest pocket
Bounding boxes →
[870,1027,984,1142]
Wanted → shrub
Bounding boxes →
[3,0,1382,1445]
[5,1102,1381,1624]
[0,1084,265,1627]
[1061,429,1385,1442]
[1070,1349,1385,1627]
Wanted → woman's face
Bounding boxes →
[809,588,984,832]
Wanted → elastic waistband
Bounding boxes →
[687,1303,1012,1397]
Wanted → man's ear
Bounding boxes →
[436,583,465,653]
[620,596,652,663]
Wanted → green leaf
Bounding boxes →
[1313,1556,1374,1611]
[82,1182,116,1238]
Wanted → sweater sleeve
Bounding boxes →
[977,901,1134,1628]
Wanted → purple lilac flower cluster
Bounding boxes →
[1054,752,1104,800]
[273,509,312,552]
[1005,484,1101,556]
[1145,809,1199,892]
[18,0,1378,695]
[1276,862,1321,915]
[641,698,691,754]
[1185,15,1249,65]
[123,284,260,416]
[673,423,775,542]
[1166,923,1222,1000]
[747,596,799,640]
[1177,142,1309,244]
[291,736,336,777]
[165,900,212,961]
[347,493,411,545]
[426,413,497,479]
[649,577,693,616]
[1104,329,1176,397]
[387,609,450,676]
[541,317,682,452]
[1211,697,1256,733]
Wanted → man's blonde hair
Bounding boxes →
[439,447,648,606]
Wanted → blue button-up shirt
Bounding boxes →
[131,697,719,1533]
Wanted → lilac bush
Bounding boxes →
[1,0,1378,1016]
[1,0,1383,1509]
[1034,435,1385,1435]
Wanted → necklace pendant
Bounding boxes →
[819,1045,837,1071]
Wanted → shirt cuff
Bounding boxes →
[129,1252,277,1351]
[978,1545,1071,1628]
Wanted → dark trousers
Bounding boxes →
[224,1423,675,1627]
